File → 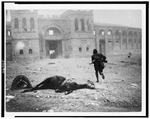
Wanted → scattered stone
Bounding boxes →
[48,62,55,65]
[48,109,54,112]
[94,97,98,100]
[6,95,15,102]
[91,102,99,106]
[37,68,41,71]
[131,83,139,88]
[32,72,37,74]
[36,95,40,98]
[120,61,126,63]
[85,102,99,106]
[128,52,132,58]
[131,83,138,86]
[46,95,51,98]
[104,99,110,103]
[34,90,37,93]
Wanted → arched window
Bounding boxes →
[115,30,121,42]
[128,31,133,43]
[7,30,11,36]
[134,32,138,43]
[86,47,89,52]
[87,19,91,31]
[122,31,127,43]
[139,32,141,43]
[99,30,105,35]
[22,18,27,31]
[107,30,112,35]
[79,47,82,52]
[14,18,19,29]
[30,17,35,31]
[46,27,61,36]
[93,31,96,35]
[49,30,54,35]
[20,49,24,54]
[29,49,33,54]
[80,19,85,31]
[75,18,79,31]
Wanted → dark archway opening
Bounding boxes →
[45,40,62,59]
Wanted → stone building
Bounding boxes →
[6,10,142,61]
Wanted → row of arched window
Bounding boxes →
[19,49,33,54]
[14,17,35,31]
[79,46,89,52]
[98,30,141,38]
[99,30,141,43]
[108,37,139,43]
[75,18,92,31]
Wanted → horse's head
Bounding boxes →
[86,80,95,89]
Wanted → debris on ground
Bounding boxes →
[6,54,141,112]
[48,62,55,65]
[6,95,15,102]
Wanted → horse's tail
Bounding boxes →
[21,81,44,93]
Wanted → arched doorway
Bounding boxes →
[134,32,138,50]
[115,30,121,50]
[107,30,113,53]
[122,31,127,50]
[138,32,142,50]
[44,26,63,59]
[128,31,133,50]
[99,30,106,55]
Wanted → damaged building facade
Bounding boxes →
[6,10,142,61]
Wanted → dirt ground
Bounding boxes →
[6,53,141,112]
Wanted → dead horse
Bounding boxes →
[21,75,95,94]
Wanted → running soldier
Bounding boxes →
[91,49,107,83]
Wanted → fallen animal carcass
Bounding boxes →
[20,75,95,94]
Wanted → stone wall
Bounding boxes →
[38,17,70,58]
[11,10,39,39]
[38,17,69,35]
[12,39,40,61]
[10,10,40,61]
[7,10,142,61]
[94,24,142,56]
[71,38,95,57]
[64,10,95,58]
[6,21,12,61]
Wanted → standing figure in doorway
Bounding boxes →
[49,50,55,59]
[91,49,107,83]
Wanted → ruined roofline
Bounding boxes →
[38,15,67,21]
[60,10,93,18]
[38,15,60,18]
[10,10,38,14]
[94,22,142,30]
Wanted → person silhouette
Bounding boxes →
[91,49,107,83]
